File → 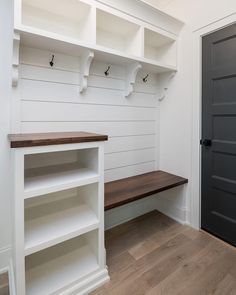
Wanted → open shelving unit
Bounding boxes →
[13,0,184,95]
[10,132,109,295]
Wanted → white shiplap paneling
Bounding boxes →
[18,46,160,181]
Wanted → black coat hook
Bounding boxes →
[143,74,149,83]
[49,54,55,67]
[105,66,110,76]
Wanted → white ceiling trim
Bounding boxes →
[140,0,176,10]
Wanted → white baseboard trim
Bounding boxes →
[155,197,187,225]
[0,246,16,295]
[62,268,110,295]
[105,195,157,230]
[9,260,16,295]
[0,245,11,272]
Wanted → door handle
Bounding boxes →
[200,139,212,147]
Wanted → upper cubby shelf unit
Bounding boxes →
[144,28,177,68]
[18,0,95,44]
[96,9,143,57]
[14,0,184,73]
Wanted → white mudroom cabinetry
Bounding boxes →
[9,132,109,295]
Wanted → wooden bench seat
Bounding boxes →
[105,171,188,210]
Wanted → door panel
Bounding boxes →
[201,23,236,246]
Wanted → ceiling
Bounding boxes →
[140,0,175,10]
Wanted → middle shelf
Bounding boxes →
[24,148,99,199]
[25,183,99,256]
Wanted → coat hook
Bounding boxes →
[143,74,149,83]
[105,66,110,76]
[49,54,55,67]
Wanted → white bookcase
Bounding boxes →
[10,133,109,295]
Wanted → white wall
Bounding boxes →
[0,0,14,271]
[152,0,236,226]
[17,47,159,182]
[12,44,160,231]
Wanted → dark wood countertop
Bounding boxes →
[8,132,108,148]
[105,170,188,210]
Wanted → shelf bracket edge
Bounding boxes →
[12,32,20,87]
[125,62,142,98]
[80,50,94,93]
[158,71,176,101]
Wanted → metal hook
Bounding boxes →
[49,54,55,67]
[143,74,149,83]
[105,66,110,76]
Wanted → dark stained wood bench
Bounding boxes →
[105,170,188,210]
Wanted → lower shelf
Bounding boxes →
[25,201,99,256]
[25,232,99,295]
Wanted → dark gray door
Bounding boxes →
[201,23,236,247]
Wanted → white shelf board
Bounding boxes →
[25,244,99,295]
[24,166,99,199]
[94,44,177,73]
[17,26,177,74]
[25,204,99,256]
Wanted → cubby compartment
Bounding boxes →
[24,183,99,256]
[96,9,142,57]
[25,230,99,295]
[144,28,177,67]
[21,0,95,43]
[24,148,99,198]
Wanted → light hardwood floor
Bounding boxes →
[0,272,9,295]
[92,211,236,295]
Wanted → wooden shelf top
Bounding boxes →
[105,170,188,210]
[8,132,108,148]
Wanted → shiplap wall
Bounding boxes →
[16,46,159,182]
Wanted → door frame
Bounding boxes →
[190,14,236,229]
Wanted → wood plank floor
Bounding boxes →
[92,211,236,295]
[0,272,9,295]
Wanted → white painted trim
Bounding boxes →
[190,14,236,229]
[158,71,176,101]
[0,246,12,271]
[9,260,16,295]
[80,50,94,93]
[12,32,20,87]
[0,247,16,295]
[155,197,188,225]
[125,62,142,97]
[58,268,109,295]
